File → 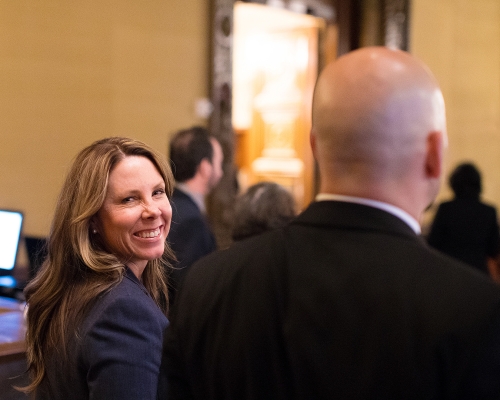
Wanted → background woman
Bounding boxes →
[22,137,174,399]
[231,181,296,241]
[428,162,500,276]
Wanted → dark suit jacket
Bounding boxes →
[36,268,169,400]
[167,188,217,304]
[428,198,499,273]
[164,201,500,399]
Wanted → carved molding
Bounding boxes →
[383,0,410,50]
[208,0,237,249]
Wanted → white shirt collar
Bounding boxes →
[315,193,421,235]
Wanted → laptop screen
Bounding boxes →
[0,210,23,272]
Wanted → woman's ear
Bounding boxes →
[89,217,99,235]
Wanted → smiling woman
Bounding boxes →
[19,137,175,400]
[95,156,173,278]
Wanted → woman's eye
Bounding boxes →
[153,188,166,196]
[121,197,135,204]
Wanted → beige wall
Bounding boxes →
[3,0,499,236]
[410,0,500,227]
[0,1,210,236]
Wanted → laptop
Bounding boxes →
[0,209,25,296]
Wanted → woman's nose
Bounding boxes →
[142,201,161,218]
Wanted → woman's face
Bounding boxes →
[96,155,172,274]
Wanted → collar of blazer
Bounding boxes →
[294,200,420,240]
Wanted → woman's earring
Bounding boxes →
[92,229,97,234]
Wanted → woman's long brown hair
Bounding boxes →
[20,137,175,393]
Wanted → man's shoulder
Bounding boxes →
[197,229,285,266]
[174,229,289,319]
[441,199,498,218]
[479,200,498,214]
[171,188,201,218]
[172,187,195,205]
[186,229,287,285]
[84,274,164,325]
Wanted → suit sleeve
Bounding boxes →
[82,294,166,400]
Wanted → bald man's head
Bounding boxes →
[311,47,447,218]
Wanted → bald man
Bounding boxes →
[162,47,500,399]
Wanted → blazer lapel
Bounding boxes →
[293,201,419,240]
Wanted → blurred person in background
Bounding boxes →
[428,162,499,276]
[231,181,296,241]
[167,126,223,305]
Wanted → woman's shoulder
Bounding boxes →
[80,274,168,337]
[74,273,168,398]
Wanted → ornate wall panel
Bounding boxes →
[208,0,410,248]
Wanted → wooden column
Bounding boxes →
[207,0,238,249]
[383,0,410,50]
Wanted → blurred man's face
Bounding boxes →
[208,138,224,190]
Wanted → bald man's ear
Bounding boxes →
[310,130,318,160]
[425,131,444,179]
